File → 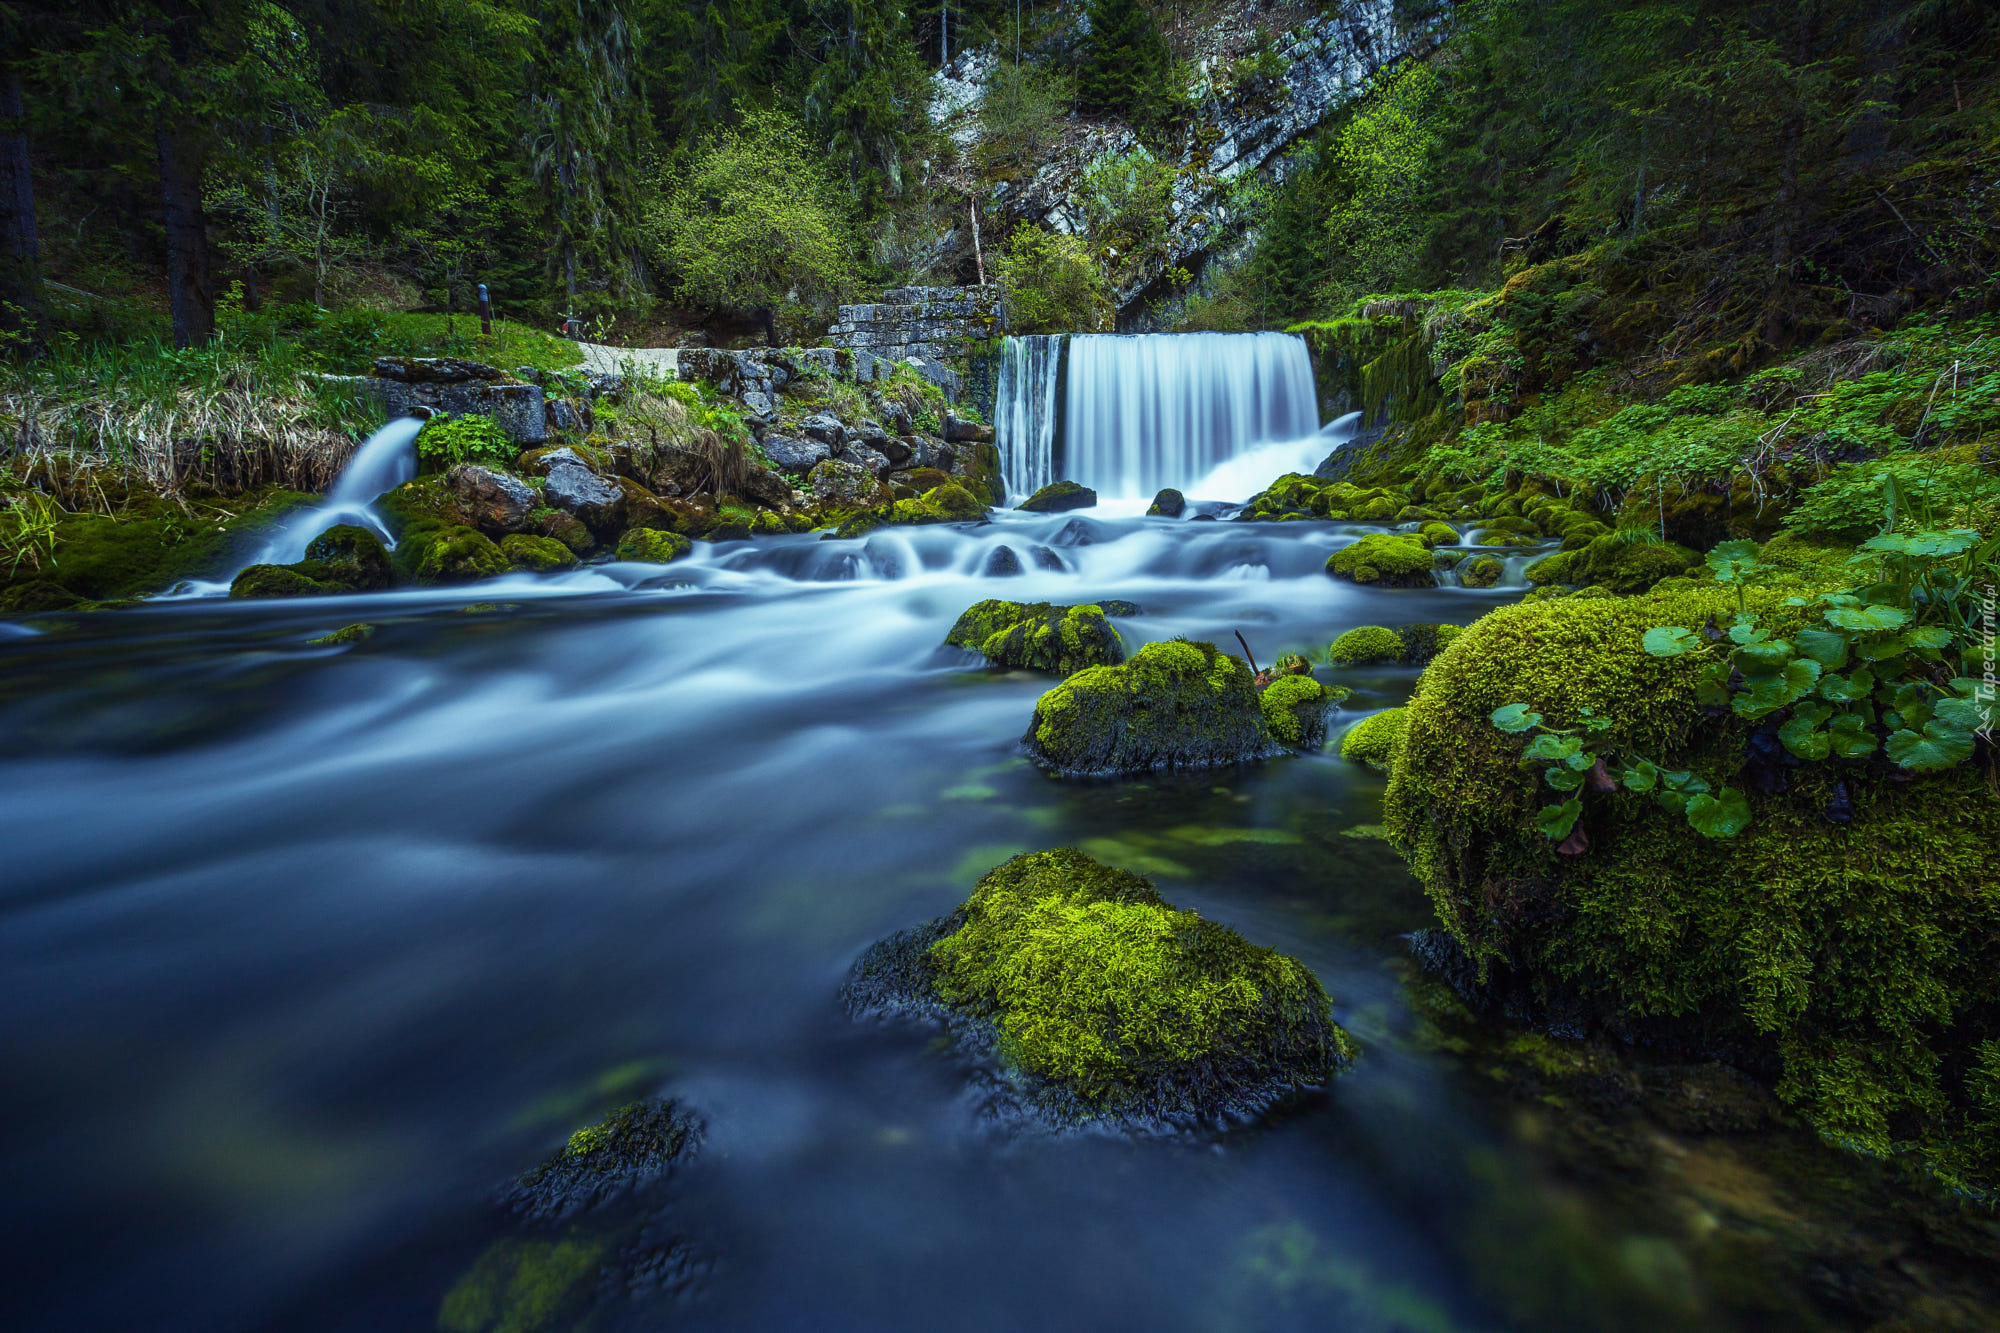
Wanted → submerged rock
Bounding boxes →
[1022,639,1282,776]
[945,599,1129,675]
[1017,480,1097,513]
[1147,488,1186,518]
[306,622,375,646]
[844,848,1352,1130]
[982,545,1023,577]
[500,1099,704,1225]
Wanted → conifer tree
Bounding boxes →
[1078,0,1174,140]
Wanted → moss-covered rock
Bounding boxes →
[1259,675,1333,749]
[1022,639,1282,776]
[613,528,693,564]
[1461,555,1505,588]
[945,599,1126,674]
[306,622,375,646]
[1525,533,1701,594]
[1395,622,1461,666]
[1417,521,1459,547]
[1017,480,1097,513]
[1329,625,1406,665]
[888,482,985,525]
[500,1099,703,1225]
[1325,534,1437,588]
[843,848,1352,1127]
[230,563,337,598]
[1384,587,2000,1194]
[1339,708,1408,771]
[1147,488,1186,517]
[500,533,577,572]
[301,524,392,590]
[413,525,510,584]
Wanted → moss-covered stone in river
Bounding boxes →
[414,525,510,584]
[1016,480,1097,513]
[502,1098,704,1224]
[230,563,338,598]
[1384,585,2000,1194]
[613,528,692,564]
[437,1234,607,1333]
[1417,521,1458,547]
[500,533,578,572]
[944,599,1127,675]
[1329,625,1405,665]
[1325,534,1437,588]
[1259,675,1334,749]
[1461,555,1505,588]
[887,482,986,526]
[301,524,392,590]
[1339,708,1407,771]
[1525,532,1700,594]
[845,848,1352,1127]
[307,622,375,646]
[1022,638,1281,776]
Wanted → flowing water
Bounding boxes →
[3,355,1964,1331]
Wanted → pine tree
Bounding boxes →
[1078,0,1174,139]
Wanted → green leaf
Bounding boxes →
[1727,617,1770,645]
[1828,713,1879,758]
[1492,703,1543,733]
[1778,713,1831,761]
[1642,626,1701,658]
[1884,719,1976,771]
[1535,799,1582,841]
[1825,604,1910,632]
[1792,627,1850,670]
[1523,733,1584,763]
[1545,766,1585,792]
[1935,693,1998,732]
[1902,625,1955,650]
[1620,759,1659,792]
[1862,529,1978,558]
[1696,670,1734,707]
[1733,658,1822,719]
[1706,539,1762,583]
[1685,786,1752,838]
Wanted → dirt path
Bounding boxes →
[574,342,681,377]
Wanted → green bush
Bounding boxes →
[417,413,514,472]
[976,63,1073,174]
[995,225,1112,335]
[1783,456,2000,542]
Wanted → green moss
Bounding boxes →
[1326,534,1437,588]
[437,1236,606,1333]
[1397,622,1462,666]
[1016,479,1097,512]
[923,848,1352,1113]
[944,599,1126,675]
[613,528,693,564]
[1259,675,1333,749]
[1418,521,1458,547]
[1329,626,1406,665]
[1525,533,1701,594]
[1024,638,1279,776]
[1339,707,1408,771]
[499,534,577,572]
[888,482,986,525]
[1146,488,1186,517]
[1384,587,2000,1194]
[414,525,509,584]
[1461,556,1504,588]
[306,622,374,646]
[301,524,391,590]
[1,488,317,604]
[230,563,336,598]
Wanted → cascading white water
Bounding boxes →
[993,334,1062,500]
[243,417,423,568]
[1062,332,1319,500]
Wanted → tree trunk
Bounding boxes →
[0,66,43,350]
[157,124,214,347]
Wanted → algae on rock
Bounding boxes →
[844,848,1352,1128]
[1325,534,1437,588]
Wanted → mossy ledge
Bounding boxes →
[843,849,1353,1131]
[1384,586,2000,1195]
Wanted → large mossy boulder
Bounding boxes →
[1384,586,2000,1193]
[229,522,391,598]
[1325,534,1437,588]
[945,599,1129,674]
[501,533,577,572]
[887,482,985,525]
[414,525,510,584]
[1525,532,1700,594]
[1022,639,1282,775]
[1017,480,1097,513]
[614,528,693,564]
[844,849,1353,1127]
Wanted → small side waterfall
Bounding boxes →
[993,334,1063,500]
[1063,332,1319,499]
[245,417,423,568]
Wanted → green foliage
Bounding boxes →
[927,849,1350,1104]
[1078,151,1177,290]
[416,413,513,472]
[994,225,1111,335]
[795,0,934,218]
[1785,457,2000,543]
[1,493,63,576]
[648,107,857,317]
[975,62,1073,175]
[1077,0,1179,142]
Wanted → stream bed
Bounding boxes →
[2,510,1986,1332]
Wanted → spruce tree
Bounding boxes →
[1079,0,1174,140]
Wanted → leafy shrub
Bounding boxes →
[418,413,514,472]
[995,225,1112,335]
[976,63,1073,174]
[1079,150,1177,287]
[1783,456,2000,541]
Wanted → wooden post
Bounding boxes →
[477,282,493,336]
[970,196,985,287]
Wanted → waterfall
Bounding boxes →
[993,334,1063,500]
[243,417,423,568]
[1062,332,1319,499]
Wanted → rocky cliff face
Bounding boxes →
[924,1,1421,326]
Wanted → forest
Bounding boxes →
[4,2,2000,1332]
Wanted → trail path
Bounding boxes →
[574,342,681,376]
